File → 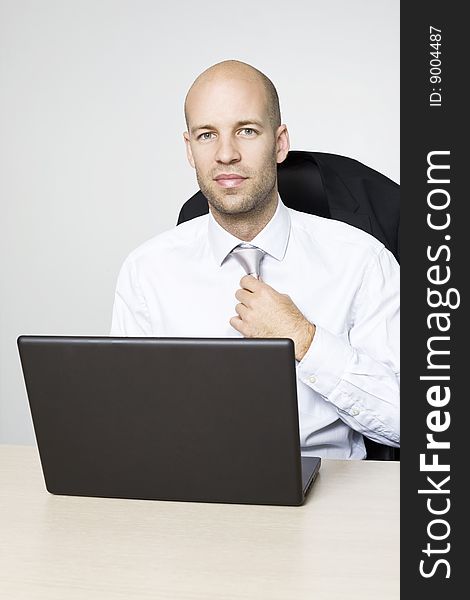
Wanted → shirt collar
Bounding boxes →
[207,196,291,267]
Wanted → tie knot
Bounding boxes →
[230,244,266,279]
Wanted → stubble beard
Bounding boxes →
[195,152,278,218]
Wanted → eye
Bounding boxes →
[197,132,215,141]
[239,128,257,136]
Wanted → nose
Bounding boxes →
[214,134,241,165]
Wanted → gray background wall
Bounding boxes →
[0,0,399,444]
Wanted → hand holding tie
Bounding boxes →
[229,244,315,361]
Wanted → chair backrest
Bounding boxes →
[177,150,400,460]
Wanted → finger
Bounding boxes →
[235,288,253,305]
[240,274,262,291]
[229,315,247,335]
[240,275,276,295]
[234,302,249,319]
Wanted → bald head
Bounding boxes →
[184,60,281,132]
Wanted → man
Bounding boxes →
[111,60,400,459]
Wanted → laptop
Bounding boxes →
[17,336,321,506]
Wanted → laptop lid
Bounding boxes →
[17,336,320,506]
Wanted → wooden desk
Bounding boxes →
[0,445,399,599]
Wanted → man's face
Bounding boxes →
[184,77,289,217]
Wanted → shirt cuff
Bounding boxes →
[296,325,354,399]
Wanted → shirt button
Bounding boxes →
[351,408,360,416]
[308,375,317,384]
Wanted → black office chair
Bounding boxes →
[177,150,400,461]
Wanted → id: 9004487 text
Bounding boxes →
[429,26,443,108]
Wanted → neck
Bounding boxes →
[210,190,279,242]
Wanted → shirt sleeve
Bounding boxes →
[110,259,152,336]
[296,246,400,447]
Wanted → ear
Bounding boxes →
[275,125,290,164]
[183,132,195,169]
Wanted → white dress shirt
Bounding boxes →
[111,198,400,459]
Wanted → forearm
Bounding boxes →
[297,325,400,446]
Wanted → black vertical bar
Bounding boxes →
[401,2,464,596]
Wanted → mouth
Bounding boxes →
[213,174,248,188]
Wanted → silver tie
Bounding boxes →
[230,243,266,279]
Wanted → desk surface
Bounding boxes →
[0,445,399,599]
